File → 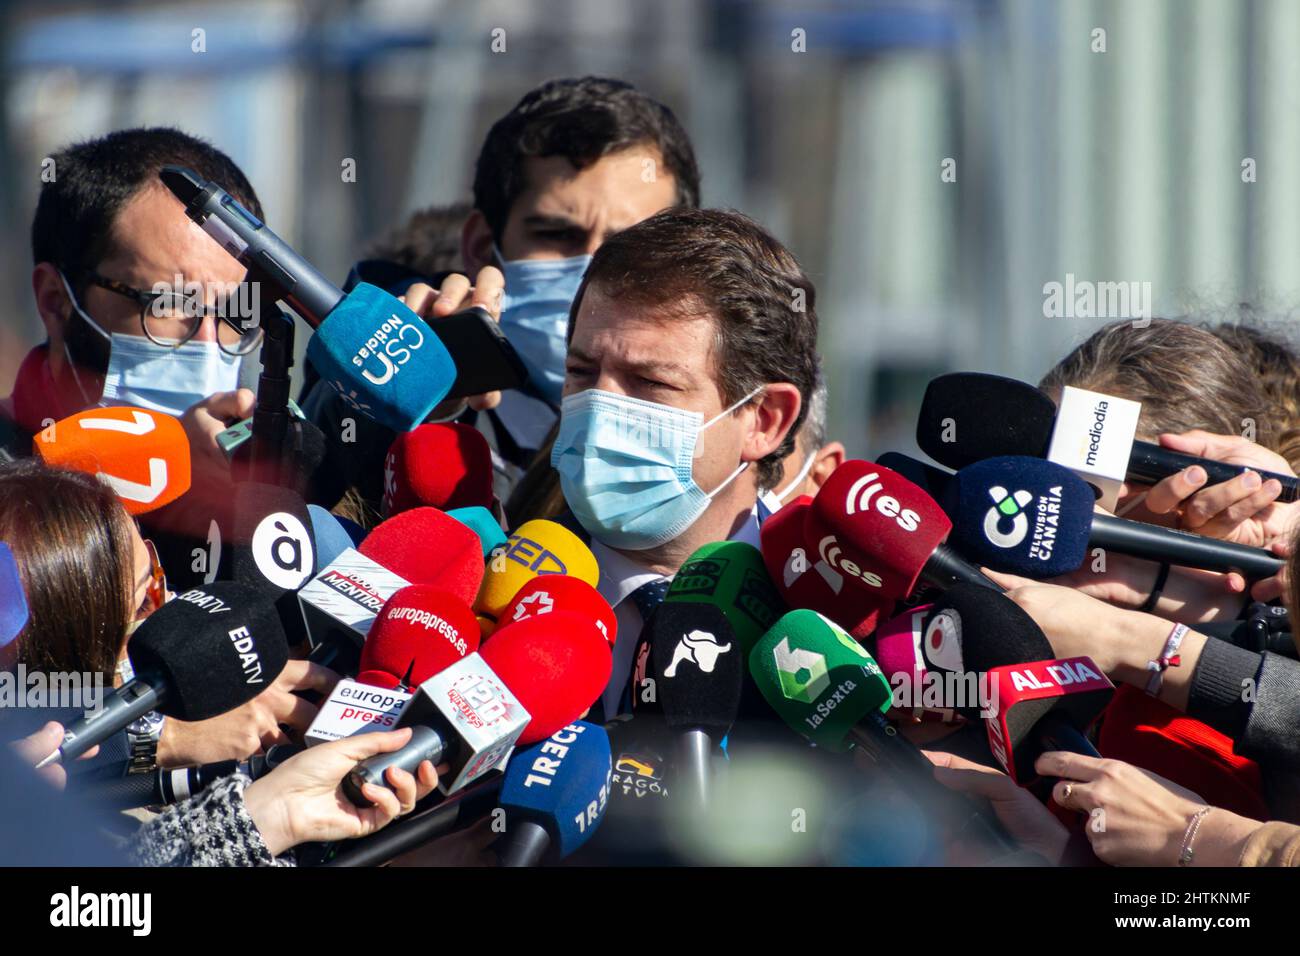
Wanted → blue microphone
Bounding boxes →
[447,506,507,558]
[496,721,612,866]
[0,543,27,648]
[307,505,361,570]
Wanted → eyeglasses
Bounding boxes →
[79,271,264,356]
[138,539,168,619]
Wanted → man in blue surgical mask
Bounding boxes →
[301,76,701,511]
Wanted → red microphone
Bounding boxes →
[759,495,891,638]
[805,460,994,600]
[496,575,618,647]
[356,584,481,689]
[481,611,612,744]
[359,506,484,605]
[382,423,494,517]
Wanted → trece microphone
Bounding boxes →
[475,519,599,631]
[496,575,617,647]
[359,506,485,606]
[643,603,743,809]
[355,584,480,689]
[944,456,1284,580]
[382,423,495,517]
[759,496,892,639]
[917,584,1113,784]
[33,406,191,515]
[0,543,27,648]
[917,371,1300,502]
[495,721,612,867]
[663,541,786,654]
[38,582,289,767]
[806,460,999,600]
[344,611,610,805]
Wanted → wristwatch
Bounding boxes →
[125,711,166,774]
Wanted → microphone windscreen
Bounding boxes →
[916,373,1057,470]
[33,406,191,515]
[358,584,479,685]
[307,504,356,570]
[230,484,316,595]
[664,541,785,654]
[480,611,612,744]
[304,282,457,432]
[476,519,599,622]
[759,497,891,638]
[645,603,743,737]
[382,423,494,516]
[0,543,27,648]
[874,452,953,500]
[748,609,892,751]
[499,721,612,860]
[447,506,508,558]
[806,460,952,600]
[872,604,932,693]
[498,575,617,646]
[127,582,289,721]
[359,506,484,604]
[943,456,1094,578]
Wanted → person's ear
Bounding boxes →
[460,210,496,274]
[32,262,72,342]
[741,383,801,464]
[807,441,846,493]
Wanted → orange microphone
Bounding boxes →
[33,406,192,515]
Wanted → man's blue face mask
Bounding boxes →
[495,247,591,407]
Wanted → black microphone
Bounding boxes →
[37,582,290,767]
[74,745,301,810]
[917,372,1300,502]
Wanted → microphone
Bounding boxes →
[355,585,480,688]
[38,582,290,767]
[0,542,27,647]
[870,604,959,723]
[496,575,618,647]
[74,744,300,810]
[643,604,743,808]
[748,608,1012,850]
[359,507,485,606]
[806,460,999,600]
[225,483,318,595]
[475,519,599,628]
[297,547,410,676]
[343,610,609,805]
[447,506,508,558]
[494,721,613,867]
[917,372,1300,502]
[759,495,892,638]
[306,504,363,570]
[382,423,495,517]
[662,541,786,654]
[944,456,1284,580]
[33,406,191,515]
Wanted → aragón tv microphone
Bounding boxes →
[495,721,612,867]
[37,582,289,767]
[916,372,1300,503]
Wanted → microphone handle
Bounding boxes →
[50,676,166,766]
[1033,713,1101,759]
[922,545,1004,593]
[1089,513,1283,579]
[1127,441,1300,503]
[674,729,713,810]
[497,819,552,868]
[344,725,451,808]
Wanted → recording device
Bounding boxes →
[496,575,617,647]
[662,541,786,654]
[381,423,495,517]
[475,519,600,628]
[359,507,485,606]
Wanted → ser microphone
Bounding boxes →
[38,582,290,767]
[33,406,191,515]
[475,519,600,630]
[917,372,1300,502]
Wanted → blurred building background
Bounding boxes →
[1,0,1297,462]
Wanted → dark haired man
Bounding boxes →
[303,75,701,509]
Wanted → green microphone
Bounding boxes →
[749,610,1017,856]
[664,541,786,655]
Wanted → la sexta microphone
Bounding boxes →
[37,582,290,767]
[917,372,1300,502]
[33,406,192,515]
[0,542,27,648]
[806,460,1000,600]
[382,423,495,517]
[495,721,612,867]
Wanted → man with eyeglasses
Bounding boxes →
[2,127,264,475]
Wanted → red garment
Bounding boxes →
[1097,683,1269,820]
[1,344,97,437]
